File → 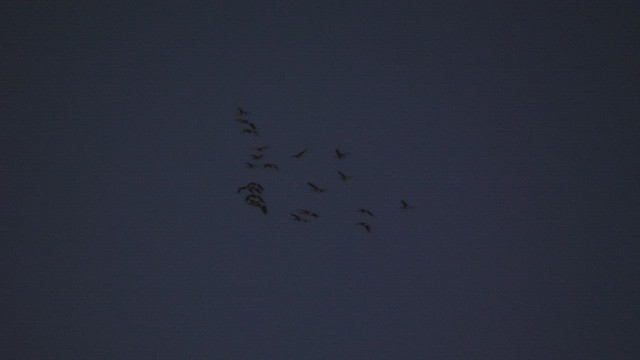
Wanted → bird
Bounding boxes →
[250,154,264,160]
[307,182,326,193]
[291,148,308,158]
[264,163,279,170]
[358,208,374,216]
[400,200,413,209]
[241,128,259,136]
[337,170,351,181]
[235,118,250,125]
[245,162,257,169]
[291,213,309,222]
[255,146,269,152]
[237,107,248,117]
[355,222,371,233]
[297,209,319,218]
[248,122,257,130]
[237,182,263,194]
[245,194,265,204]
[335,148,349,159]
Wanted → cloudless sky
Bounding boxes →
[2,1,639,358]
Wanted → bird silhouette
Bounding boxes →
[338,170,351,181]
[307,182,326,193]
[264,163,279,170]
[355,222,371,233]
[400,200,413,209]
[245,162,257,169]
[237,182,264,194]
[335,148,349,159]
[255,146,269,152]
[235,118,250,125]
[241,128,259,136]
[237,107,248,116]
[357,208,374,216]
[291,148,308,158]
[250,154,264,160]
[248,122,257,130]
[291,213,309,222]
[297,209,319,218]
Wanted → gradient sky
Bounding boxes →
[2,1,639,358]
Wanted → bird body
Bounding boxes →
[307,182,326,193]
[400,200,413,209]
[338,170,351,181]
[356,222,371,233]
[335,148,349,159]
[292,148,308,158]
[237,107,248,116]
[358,208,374,216]
[264,163,279,170]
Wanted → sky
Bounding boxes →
[1,1,639,358]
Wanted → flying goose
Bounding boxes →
[355,222,372,233]
[337,170,351,181]
[264,163,279,170]
[291,213,309,222]
[307,182,326,193]
[237,107,248,116]
[291,148,308,158]
[255,146,269,152]
[241,128,259,136]
[358,208,374,216]
[400,200,413,209]
[297,209,319,218]
[235,118,250,125]
[245,162,257,169]
[335,148,349,159]
[250,154,264,160]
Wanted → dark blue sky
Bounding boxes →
[2,1,639,358]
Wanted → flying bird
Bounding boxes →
[245,162,257,169]
[291,148,308,158]
[264,163,279,170]
[245,194,265,204]
[235,118,250,125]
[358,208,374,216]
[248,122,257,130]
[297,209,319,218]
[335,148,349,159]
[307,182,326,193]
[400,200,413,209]
[237,182,264,194]
[237,107,248,116]
[291,213,309,222]
[255,146,269,152]
[337,170,351,181]
[241,128,259,136]
[250,154,264,160]
[355,222,372,233]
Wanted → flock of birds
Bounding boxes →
[234,107,413,233]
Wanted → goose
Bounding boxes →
[250,154,264,160]
[335,148,349,159]
[337,170,351,181]
[355,222,371,233]
[400,200,413,209]
[245,162,257,169]
[235,118,250,125]
[291,148,308,158]
[248,122,257,130]
[357,208,374,216]
[264,163,279,170]
[245,194,265,204]
[241,128,259,136]
[297,209,319,218]
[291,213,309,222]
[307,182,326,193]
[255,146,269,152]
[237,107,248,116]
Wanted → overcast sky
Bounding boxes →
[2,1,639,358]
